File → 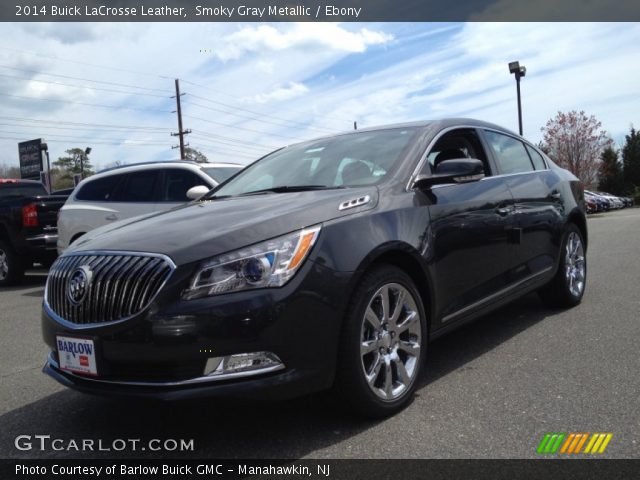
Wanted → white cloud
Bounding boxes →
[213,23,393,61]
[247,82,309,104]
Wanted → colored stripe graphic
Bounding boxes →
[539,433,613,454]
[584,433,613,454]
[537,433,565,454]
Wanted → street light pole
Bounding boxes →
[508,61,526,136]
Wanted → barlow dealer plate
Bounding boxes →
[56,335,98,376]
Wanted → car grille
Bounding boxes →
[46,252,175,326]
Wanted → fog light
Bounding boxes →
[203,351,284,377]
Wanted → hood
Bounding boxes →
[70,187,378,265]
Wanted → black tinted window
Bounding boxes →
[0,184,46,200]
[484,131,534,174]
[525,145,547,170]
[75,175,121,201]
[162,169,206,202]
[113,171,159,202]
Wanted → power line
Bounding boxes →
[181,78,354,123]
[0,72,169,98]
[0,122,171,135]
[0,64,171,93]
[190,130,277,149]
[185,94,337,134]
[0,47,174,80]
[0,135,170,147]
[0,115,172,131]
[189,133,269,153]
[187,143,256,161]
[183,114,305,142]
[0,92,170,113]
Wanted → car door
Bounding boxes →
[480,129,564,284]
[419,128,517,328]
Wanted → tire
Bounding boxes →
[538,223,586,308]
[0,239,25,287]
[334,264,427,418]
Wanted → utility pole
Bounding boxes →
[171,79,191,159]
[354,121,357,130]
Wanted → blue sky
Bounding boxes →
[0,22,638,170]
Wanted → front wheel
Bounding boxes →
[335,265,427,418]
[0,239,25,287]
[539,224,586,308]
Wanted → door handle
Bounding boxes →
[105,213,118,221]
[495,206,512,216]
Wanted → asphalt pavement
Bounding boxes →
[0,209,638,459]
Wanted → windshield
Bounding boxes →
[212,128,419,197]
[202,166,243,183]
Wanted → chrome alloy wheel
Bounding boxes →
[0,248,8,281]
[360,283,422,401]
[565,231,585,297]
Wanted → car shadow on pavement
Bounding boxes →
[0,293,558,459]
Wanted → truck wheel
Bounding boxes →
[0,240,25,287]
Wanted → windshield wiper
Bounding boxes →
[238,185,345,196]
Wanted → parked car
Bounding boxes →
[42,119,587,417]
[596,191,625,209]
[0,179,68,286]
[584,191,606,212]
[56,161,243,253]
[585,191,611,211]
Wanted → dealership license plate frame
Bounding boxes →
[56,334,100,376]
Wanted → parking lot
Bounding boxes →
[0,208,639,459]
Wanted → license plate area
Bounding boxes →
[56,335,98,376]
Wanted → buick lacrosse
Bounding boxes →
[42,119,587,417]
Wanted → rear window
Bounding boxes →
[75,175,122,201]
[0,184,47,200]
[525,145,547,170]
[202,166,242,184]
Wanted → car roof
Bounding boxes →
[96,160,244,175]
[281,118,522,148]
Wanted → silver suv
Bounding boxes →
[57,161,243,253]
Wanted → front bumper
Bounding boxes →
[41,260,352,400]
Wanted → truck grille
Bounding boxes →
[46,252,175,326]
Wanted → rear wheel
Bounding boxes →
[335,265,427,418]
[0,239,25,287]
[539,224,586,308]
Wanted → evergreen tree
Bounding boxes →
[622,127,640,192]
[52,148,95,188]
[597,146,624,194]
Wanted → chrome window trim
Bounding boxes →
[44,250,176,330]
[406,124,549,191]
[47,354,285,387]
[481,126,550,172]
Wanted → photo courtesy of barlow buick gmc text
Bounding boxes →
[1,2,640,480]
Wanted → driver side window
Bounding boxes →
[421,129,490,176]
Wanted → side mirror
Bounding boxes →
[186,185,211,200]
[413,158,485,189]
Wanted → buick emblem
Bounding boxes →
[67,265,92,305]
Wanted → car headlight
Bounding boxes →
[182,226,321,300]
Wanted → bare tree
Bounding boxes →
[540,111,612,187]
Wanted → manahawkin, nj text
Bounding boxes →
[15,4,362,19]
